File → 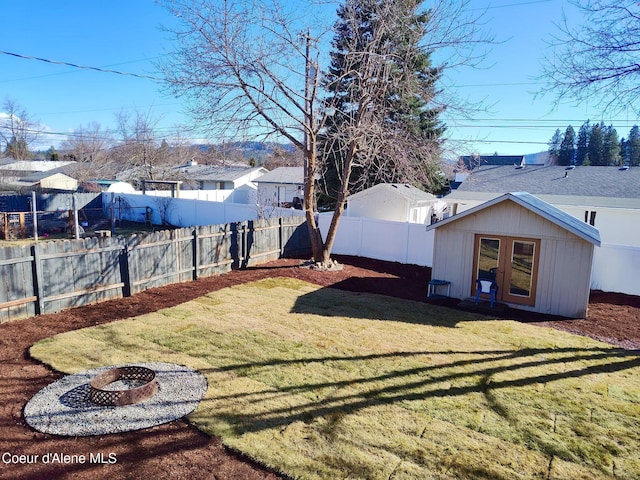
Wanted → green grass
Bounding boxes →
[30,278,640,480]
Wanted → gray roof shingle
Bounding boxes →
[454,165,640,199]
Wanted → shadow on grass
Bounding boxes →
[291,281,477,325]
[199,345,640,436]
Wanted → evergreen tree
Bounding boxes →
[4,136,29,160]
[576,121,590,165]
[619,137,628,165]
[588,122,605,165]
[628,125,640,166]
[45,146,59,161]
[547,128,562,164]
[558,125,576,166]
[319,0,446,207]
[603,124,621,166]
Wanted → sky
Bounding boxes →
[1,0,637,157]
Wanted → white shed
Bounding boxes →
[346,183,440,223]
[426,192,601,318]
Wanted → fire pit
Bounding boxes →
[24,362,208,436]
[89,365,158,406]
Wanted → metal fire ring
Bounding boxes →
[89,365,158,406]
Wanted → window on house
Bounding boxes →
[584,210,597,226]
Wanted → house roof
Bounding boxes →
[459,155,525,170]
[427,191,601,247]
[0,159,75,172]
[255,167,304,184]
[348,183,436,204]
[19,169,74,182]
[175,165,267,182]
[449,165,640,208]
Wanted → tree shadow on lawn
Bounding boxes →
[297,278,578,325]
[199,346,640,436]
[291,280,481,326]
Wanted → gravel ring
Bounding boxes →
[24,362,207,436]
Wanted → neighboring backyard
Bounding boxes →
[1,256,639,480]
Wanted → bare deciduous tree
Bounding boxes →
[110,110,175,183]
[0,98,41,159]
[541,1,640,114]
[159,0,490,264]
[60,122,114,182]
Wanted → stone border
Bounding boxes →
[24,362,207,436]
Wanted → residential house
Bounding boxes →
[254,167,305,208]
[0,159,77,192]
[445,165,640,245]
[14,171,78,192]
[442,164,640,296]
[176,162,268,191]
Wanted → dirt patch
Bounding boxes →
[0,255,637,480]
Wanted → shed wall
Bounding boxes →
[348,193,408,222]
[431,201,594,317]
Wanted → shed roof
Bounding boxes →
[348,183,436,204]
[427,191,601,247]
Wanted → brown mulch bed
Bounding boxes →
[1,255,638,480]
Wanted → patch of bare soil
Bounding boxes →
[0,256,637,479]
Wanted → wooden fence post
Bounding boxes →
[192,228,199,280]
[279,217,284,256]
[31,244,44,315]
[119,245,132,297]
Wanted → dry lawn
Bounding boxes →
[30,278,640,480]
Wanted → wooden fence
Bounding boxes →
[0,216,310,323]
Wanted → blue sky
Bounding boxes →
[1,0,637,156]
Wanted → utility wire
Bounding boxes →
[0,50,163,81]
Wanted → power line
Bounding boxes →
[0,50,163,81]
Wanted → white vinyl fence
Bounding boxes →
[103,193,304,228]
[319,213,640,297]
[317,213,434,267]
[591,243,640,296]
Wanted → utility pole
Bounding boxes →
[302,30,318,208]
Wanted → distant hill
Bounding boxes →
[197,141,297,163]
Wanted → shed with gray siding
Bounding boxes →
[426,192,601,318]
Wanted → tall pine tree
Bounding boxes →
[548,128,562,164]
[588,122,605,166]
[603,124,621,166]
[628,125,640,166]
[576,121,590,165]
[558,125,575,166]
[319,0,446,208]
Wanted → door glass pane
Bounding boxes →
[477,238,499,282]
[510,240,535,297]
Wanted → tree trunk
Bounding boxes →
[303,147,327,263]
[321,140,356,263]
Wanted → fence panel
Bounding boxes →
[196,224,234,278]
[0,245,36,322]
[281,216,311,258]
[318,213,433,267]
[0,217,310,323]
[244,218,281,267]
[591,243,640,296]
[37,236,126,312]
